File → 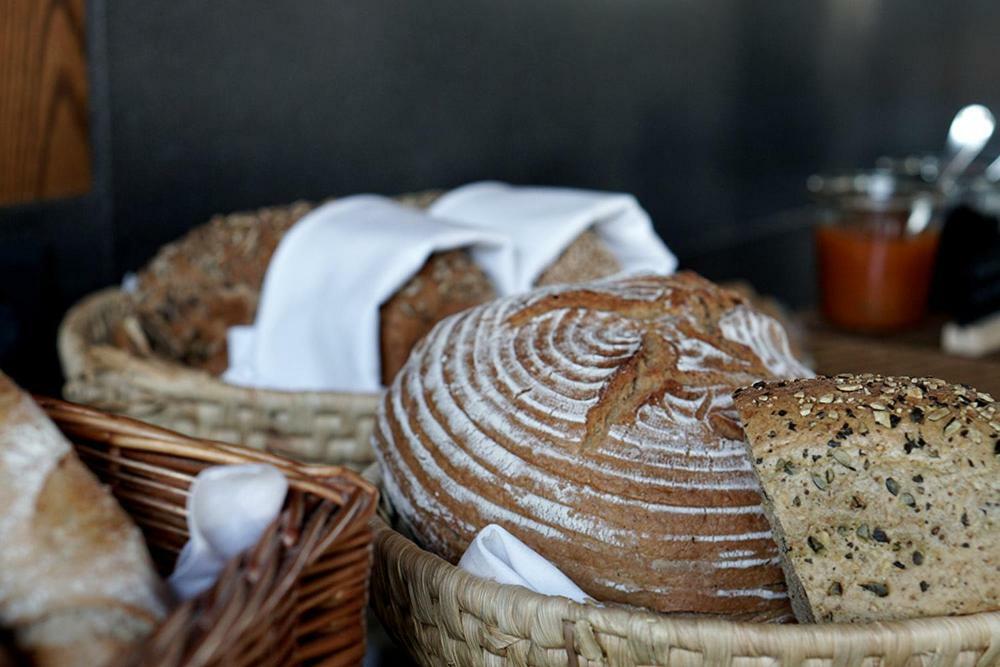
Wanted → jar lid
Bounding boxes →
[807,169,941,213]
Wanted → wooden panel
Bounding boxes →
[0,0,91,206]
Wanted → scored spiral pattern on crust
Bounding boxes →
[373,272,812,619]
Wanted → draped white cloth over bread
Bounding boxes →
[428,181,677,293]
[458,524,590,603]
[223,195,514,392]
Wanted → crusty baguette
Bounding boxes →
[0,372,167,665]
[733,374,1000,623]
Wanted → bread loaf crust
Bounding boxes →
[133,201,496,384]
[132,195,625,382]
[734,374,1000,623]
[535,229,621,287]
[0,373,166,665]
[374,272,811,618]
[379,250,495,386]
[134,202,312,374]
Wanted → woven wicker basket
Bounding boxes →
[58,288,380,466]
[37,397,378,667]
[363,466,1000,667]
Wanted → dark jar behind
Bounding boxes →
[809,171,942,333]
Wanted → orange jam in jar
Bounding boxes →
[810,171,942,332]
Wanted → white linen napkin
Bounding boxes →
[458,524,590,603]
[222,195,514,392]
[169,464,288,600]
[428,181,677,294]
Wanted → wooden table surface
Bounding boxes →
[804,313,1000,398]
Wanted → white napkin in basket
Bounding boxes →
[429,181,677,293]
[458,524,590,603]
[223,184,675,393]
[223,195,514,392]
[169,464,288,600]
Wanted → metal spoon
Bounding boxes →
[938,104,995,191]
[984,153,1000,182]
[907,105,995,234]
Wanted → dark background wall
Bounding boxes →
[4,0,1000,392]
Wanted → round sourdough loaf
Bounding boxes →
[373,272,812,619]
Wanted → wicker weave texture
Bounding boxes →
[58,288,380,466]
[39,398,378,667]
[364,467,1000,667]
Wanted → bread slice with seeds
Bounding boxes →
[733,374,999,623]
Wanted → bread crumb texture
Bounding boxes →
[734,374,1000,622]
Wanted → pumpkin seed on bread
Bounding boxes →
[734,374,999,623]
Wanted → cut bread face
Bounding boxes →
[734,374,1000,623]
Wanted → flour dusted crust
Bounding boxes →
[733,374,1000,623]
[379,250,496,386]
[382,230,624,384]
[373,272,812,618]
[0,372,166,665]
[381,230,623,385]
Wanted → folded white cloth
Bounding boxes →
[429,181,677,293]
[458,524,590,603]
[223,195,514,392]
[223,183,675,393]
[169,464,288,600]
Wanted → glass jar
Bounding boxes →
[809,170,943,333]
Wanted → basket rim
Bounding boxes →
[40,396,379,502]
[39,396,378,666]
[365,464,1000,660]
[58,286,382,404]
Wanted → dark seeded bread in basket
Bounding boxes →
[59,193,621,467]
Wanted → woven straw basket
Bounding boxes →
[38,397,378,666]
[58,193,444,468]
[364,466,1000,667]
[58,288,380,466]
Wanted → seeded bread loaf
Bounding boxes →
[534,229,621,286]
[131,199,619,384]
[733,374,1000,623]
[133,201,313,374]
[131,199,496,382]
[374,272,813,619]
